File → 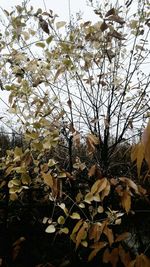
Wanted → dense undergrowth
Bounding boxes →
[0,129,150,267]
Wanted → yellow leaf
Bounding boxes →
[41,172,53,188]
[131,142,145,177]
[142,120,150,170]
[119,177,139,194]
[121,191,131,213]
[21,174,31,185]
[72,220,83,235]
[84,192,94,204]
[91,178,107,195]
[70,212,81,220]
[5,165,14,176]
[75,222,88,249]
[101,181,110,200]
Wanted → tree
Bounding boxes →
[0,0,150,173]
[0,1,150,266]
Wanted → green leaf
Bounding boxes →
[57,216,65,224]
[36,42,45,48]
[46,36,53,44]
[59,227,69,234]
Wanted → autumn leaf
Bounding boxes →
[142,120,150,170]
[86,133,99,155]
[119,177,139,194]
[119,245,131,267]
[115,232,129,242]
[103,225,114,246]
[91,178,107,195]
[121,191,131,213]
[39,16,49,34]
[131,142,145,177]
[103,248,110,263]
[75,222,88,249]
[88,242,107,261]
[88,164,96,177]
[88,223,102,242]
[108,248,119,267]
[41,172,53,188]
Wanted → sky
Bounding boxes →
[0,0,94,21]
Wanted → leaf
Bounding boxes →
[103,225,114,246]
[88,164,96,177]
[101,181,110,200]
[45,224,56,233]
[115,232,129,242]
[75,222,88,249]
[105,8,116,17]
[36,42,45,48]
[103,248,110,263]
[5,165,14,176]
[86,134,99,155]
[135,254,150,267]
[89,223,102,242]
[71,220,83,235]
[59,227,69,234]
[106,15,125,25]
[119,177,139,194]
[41,172,53,188]
[84,192,94,204]
[100,21,108,32]
[119,245,131,267]
[54,67,65,82]
[142,120,150,170]
[121,191,131,213]
[46,35,53,44]
[70,212,81,220]
[88,242,107,261]
[21,174,31,185]
[57,216,65,224]
[98,206,104,213]
[91,178,107,195]
[109,248,119,267]
[56,21,66,29]
[131,142,145,177]
[39,16,49,34]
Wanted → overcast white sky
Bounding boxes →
[0,0,94,21]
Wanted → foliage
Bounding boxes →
[0,0,150,266]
